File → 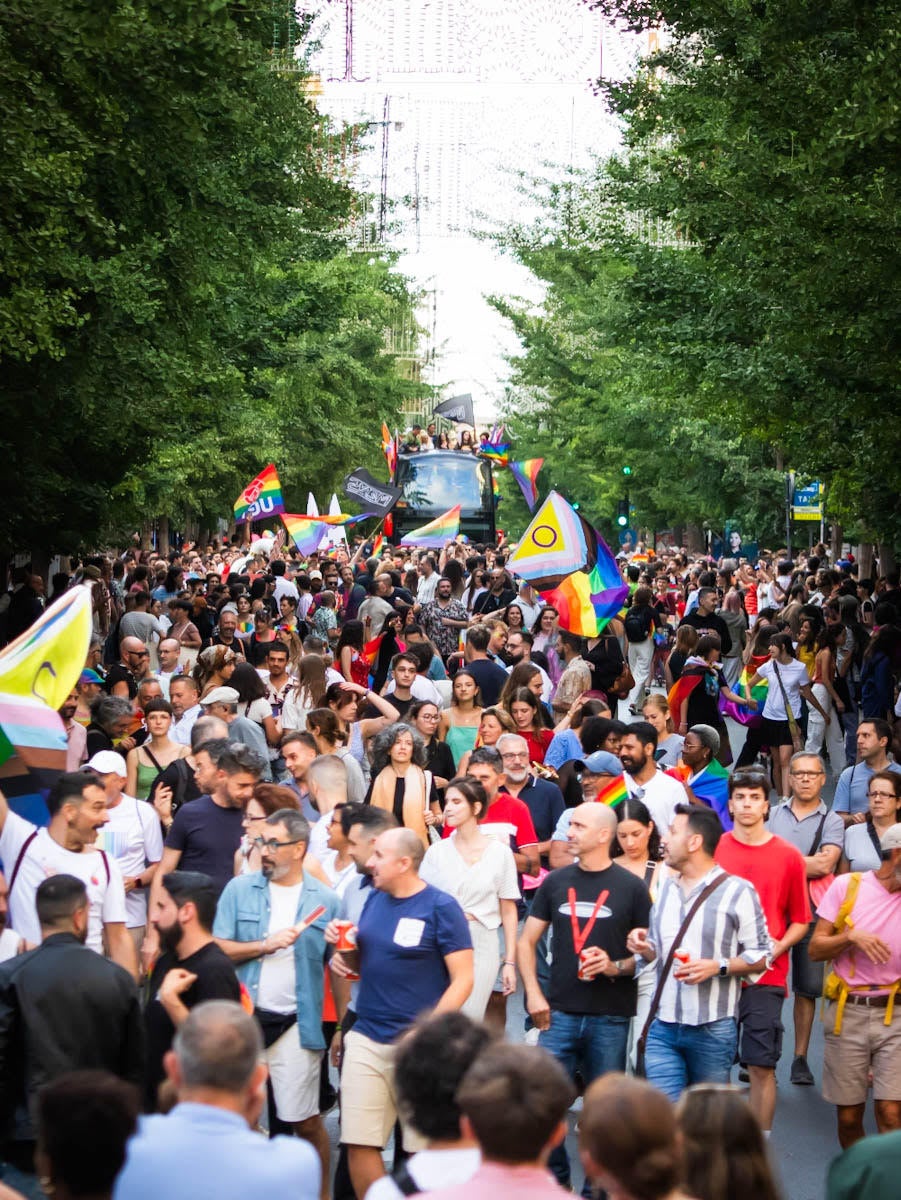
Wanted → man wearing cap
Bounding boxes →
[200,686,273,781]
[548,752,623,868]
[87,751,163,955]
[810,823,901,1148]
[75,668,105,724]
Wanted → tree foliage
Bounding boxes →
[492,0,900,546]
[0,1,420,553]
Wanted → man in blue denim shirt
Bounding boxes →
[214,808,339,1199]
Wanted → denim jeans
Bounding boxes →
[644,1016,738,1102]
[541,1010,630,1195]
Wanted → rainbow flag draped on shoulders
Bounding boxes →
[668,760,732,830]
[234,464,284,522]
[719,662,767,728]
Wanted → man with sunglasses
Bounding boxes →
[105,636,149,701]
[215,809,339,1199]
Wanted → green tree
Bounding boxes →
[491,1,899,548]
[0,1,418,554]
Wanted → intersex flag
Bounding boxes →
[234,465,284,522]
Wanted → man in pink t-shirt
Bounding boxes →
[418,1042,574,1200]
[810,823,901,1148]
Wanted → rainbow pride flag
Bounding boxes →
[480,442,511,467]
[400,505,461,549]
[372,533,384,557]
[282,513,329,556]
[234,464,284,522]
[508,458,544,510]
[596,773,629,807]
[719,664,767,728]
[381,423,397,476]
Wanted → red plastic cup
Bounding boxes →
[335,920,357,952]
[577,949,593,981]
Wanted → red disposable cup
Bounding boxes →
[577,949,593,981]
[335,920,357,952]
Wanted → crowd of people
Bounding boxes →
[0,531,900,1199]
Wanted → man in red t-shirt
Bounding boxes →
[714,769,811,1135]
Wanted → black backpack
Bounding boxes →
[624,606,650,643]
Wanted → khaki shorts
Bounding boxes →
[264,1025,322,1123]
[822,1000,901,1105]
[340,1030,424,1151]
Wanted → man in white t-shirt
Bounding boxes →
[0,772,136,978]
[87,751,163,953]
[0,869,23,962]
[618,723,688,834]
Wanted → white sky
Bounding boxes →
[309,1,643,420]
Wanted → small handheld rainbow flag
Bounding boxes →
[372,533,384,556]
[595,774,630,807]
[479,442,511,467]
[234,464,284,522]
[400,505,461,549]
[508,458,544,510]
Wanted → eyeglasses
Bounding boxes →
[253,836,304,851]
[790,771,825,779]
[501,751,529,760]
[418,712,440,720]
[868,791,898,800]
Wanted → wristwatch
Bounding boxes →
[718,958,729,977]
[613,959,627,976]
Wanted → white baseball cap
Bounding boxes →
[86,751,127,777]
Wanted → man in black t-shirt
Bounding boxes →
[144,870,240,1109]
[518,802,651,1196]
[678,587,733,656]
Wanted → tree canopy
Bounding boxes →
[491,0,900,548]
[0,1,420,554]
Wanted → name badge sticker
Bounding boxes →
[393,917,425,948]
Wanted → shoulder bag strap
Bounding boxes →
[772,660,801,737]
[637,872,731,1054]
[142,744,164,773]
[807,812,828,857]
[7,830,39,895]
[390,1162,421,1197]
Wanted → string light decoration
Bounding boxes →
[307,0,644,245]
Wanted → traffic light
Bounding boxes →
[617,498,629,527]
[622,465,633,477]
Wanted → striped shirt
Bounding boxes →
[648,866,770,1025]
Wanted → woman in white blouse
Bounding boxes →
[420,775,520,1020]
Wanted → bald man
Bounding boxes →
[326,825,473,1198]
[106,636,150,700]
[518,802,653,1196]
